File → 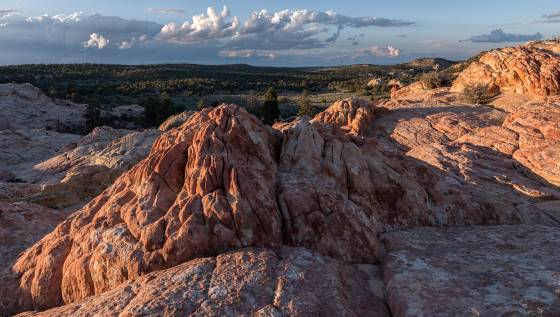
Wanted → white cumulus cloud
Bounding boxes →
[219,49,277,59]
[84,33,109,49]
[159,6,239,43]
[354,45,400,58]
[118,40,133,49]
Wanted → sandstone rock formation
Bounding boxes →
[14,248,388,317]
[503,102,560,187]
[376,93,560,223]
[0,84,86,132]
[383,225,560,317]
[0,130,81,177]
[158,111,195,131]
[3,53,560,317]
[4,96,560,315]
[312,98,375,134]
[0,126,160,209]
[0,202,70,274]
[451,40,560,97]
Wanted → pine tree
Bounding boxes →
[141,95,161,127]
[262,87,279,125]
[297,90,314,116]
[84,103,101,133]
[141,92,181,127]
[196,99,206,111]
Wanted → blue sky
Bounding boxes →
[0,0,559,65]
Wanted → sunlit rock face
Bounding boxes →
[452,40,560,97]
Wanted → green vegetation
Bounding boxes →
[462,84,495,105]
[141,92,182,127]
[0,60,458,127]
[419,71,446,89]
[84,104,102,133]
[297,90,315,117]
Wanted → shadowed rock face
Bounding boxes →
[383,225,560,317]
[0,84,86,132]
[14,248,389,317]
[0,202,70,275]
[0,126,161,210]
[2,85,560,316]
[451,40,560,97]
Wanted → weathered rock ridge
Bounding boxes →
[452,40,560,97]
[2,93,560,315]
[3,52,560,317]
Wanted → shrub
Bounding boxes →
[419,71,445,89]
[462,84,494,105]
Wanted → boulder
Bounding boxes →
[312,98,375,134]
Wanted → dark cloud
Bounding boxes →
[467,29,543,43]
[542,11,560,19]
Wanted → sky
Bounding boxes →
[0,0,559,66]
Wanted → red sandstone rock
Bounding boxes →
[383,225,560,317]
[14,248,389,317]
[312,98,375,134]
[3,86,560,316]
[451,40,560,97]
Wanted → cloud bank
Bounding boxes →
[0,7,413,65]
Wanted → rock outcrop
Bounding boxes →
[383,225,560,317]
[0,126,160,209]
[503,102,560,187]
[0,84,86,132]
[3,56,560,317]
[0,130,81,177]
[158,111,195,131]
[312,98,375,134]
[451,40,560,97]
[14,248,389,317]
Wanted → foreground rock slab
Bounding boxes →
[383,225,560,317]
[14,248,388,317]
